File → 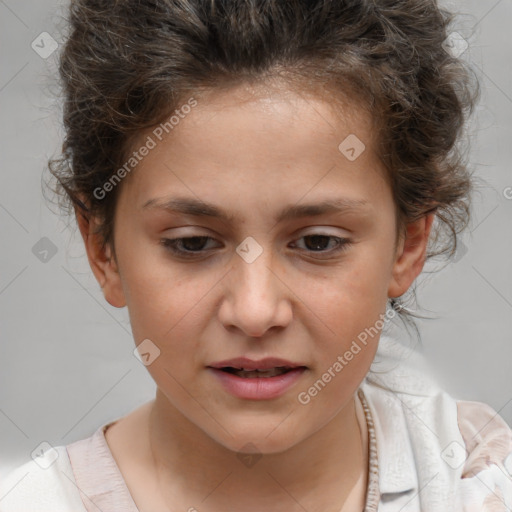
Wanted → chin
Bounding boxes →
[211,425,303,456]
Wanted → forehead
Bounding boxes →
[188,81,375,147]
[127,79,377,164]
[117,82,390,220]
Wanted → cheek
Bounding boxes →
[310,254,390,320]
[120,253,220,350]
[299,285,382,415]
[304,257,390,369]
[116,246,179,340]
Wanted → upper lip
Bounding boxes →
[208,357,306,371]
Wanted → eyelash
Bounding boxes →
[160,234,352,259]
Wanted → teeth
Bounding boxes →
[232,367,290,378]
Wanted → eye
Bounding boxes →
[290,234,352,257]
[160,236,220,258]
[160,233,351,260]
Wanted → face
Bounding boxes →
[82,82,431,454]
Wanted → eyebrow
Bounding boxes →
[142,196,370,223]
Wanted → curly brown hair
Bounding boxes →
[48,0,480,324]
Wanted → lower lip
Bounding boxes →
[207,367,307,400]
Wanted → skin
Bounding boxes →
[77,82,434,512]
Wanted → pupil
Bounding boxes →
[183,237,207,251]
[305,235,329,251]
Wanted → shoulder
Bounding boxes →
[456,399,512,510]
[362,335,512,508]
[457,400,512,477]
[0,445,86,512]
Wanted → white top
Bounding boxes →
[1,334,511,511]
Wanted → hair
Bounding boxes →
[48,0,480,327]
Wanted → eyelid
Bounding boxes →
[163,225,350,238]
[299,226,351,236]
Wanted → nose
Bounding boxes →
[218,242,293,338]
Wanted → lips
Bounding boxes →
[207,358,308,399]
[208,356,306,372]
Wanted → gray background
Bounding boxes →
[0,0,511,478]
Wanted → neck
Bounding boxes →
[145,389,368,512]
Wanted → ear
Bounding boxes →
[75,203,126,308]
[388,213,435,298]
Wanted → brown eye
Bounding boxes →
[303,235,333,251]
[290,234,352,258]
[160,236,218,257]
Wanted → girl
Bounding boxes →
[1,0,511,511]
